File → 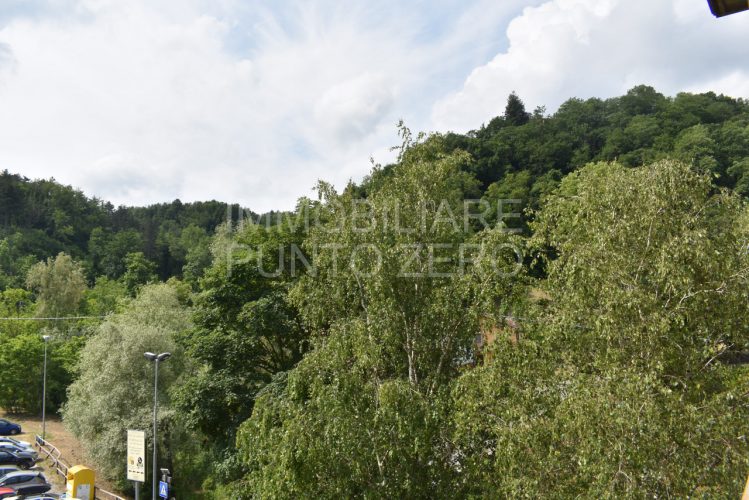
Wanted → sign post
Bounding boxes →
[159,480,169,499]
[160,468,172,500]
[127,430,146,500]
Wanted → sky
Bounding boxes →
[0,0,747,212]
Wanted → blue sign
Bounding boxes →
[159,481,169,499]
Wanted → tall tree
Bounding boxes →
[504,91,530,126]
[26,252,87,318]
[174,219,309,446]
[530,159,749,374]
[63,283,192,488]
[444,159,749,497]
[236,134,526,498]
[122,252,158,295]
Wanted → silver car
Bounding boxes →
[6,495,61,500]
[0,439,32,451]
[0,466,19,479]
[0,471,51,495]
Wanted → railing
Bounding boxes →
[34,434,69,480]
[34,435,127,500]
[95,487,128,500]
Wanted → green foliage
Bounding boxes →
[47,335,87,411]
[233,155,749,498]
[530,160,749,375]
[0,286,79,415]
[237,135,526,497]
[237,321,456,499]
[174,220,308,446]
[447,161,749,498]
[0,332,81,415]
[90,229,143,279]
[0,171,240,290]
[26,252,87,318]
[481,170,539,231]
[16,86,749,497]
[0,171,108,255]
[447,158,749,497]
[2,85,749,295]
[82,277,128,317]
[122,252,158,296]
[504,91,530,126]
[443,86,749,228]
[179,224,213,287]
[0,288,36,337]
[675,124,719,175]
[63,283,192,489]
[0,237,36,289]
[0,333,44,413]
[451,357,749,497]
[729,157,749,196]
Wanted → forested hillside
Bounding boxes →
[3,85,749,498]
[0,171,260,288]
[3,85,748,286]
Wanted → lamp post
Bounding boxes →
[707,0,749,17]
[144,352,171,500]
[41,335,51,441]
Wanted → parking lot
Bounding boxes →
[0,410,122,498]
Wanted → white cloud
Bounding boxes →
[0,0,541,212]
[1,0,747,212]
[314,72,394,143]
[0,1,413,211]
[432,0,749,132]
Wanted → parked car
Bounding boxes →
[0,471,51,495]
[0,421,20,437]
[0,450,35,469]
[0,488,14,500]
[0,468,18,480]
[0,446,36,464]
[0,438,32,450]
[0,445,36,461]
[6,495,61,500]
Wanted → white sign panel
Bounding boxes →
[127,430,146,482]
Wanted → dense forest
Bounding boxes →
[0,173,268,289]
[3,85,749,497]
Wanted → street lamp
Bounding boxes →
[707,0,749,17]
[41,335,51,441]
[144,352,171,500]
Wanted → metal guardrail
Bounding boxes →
[34,435,127,500]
